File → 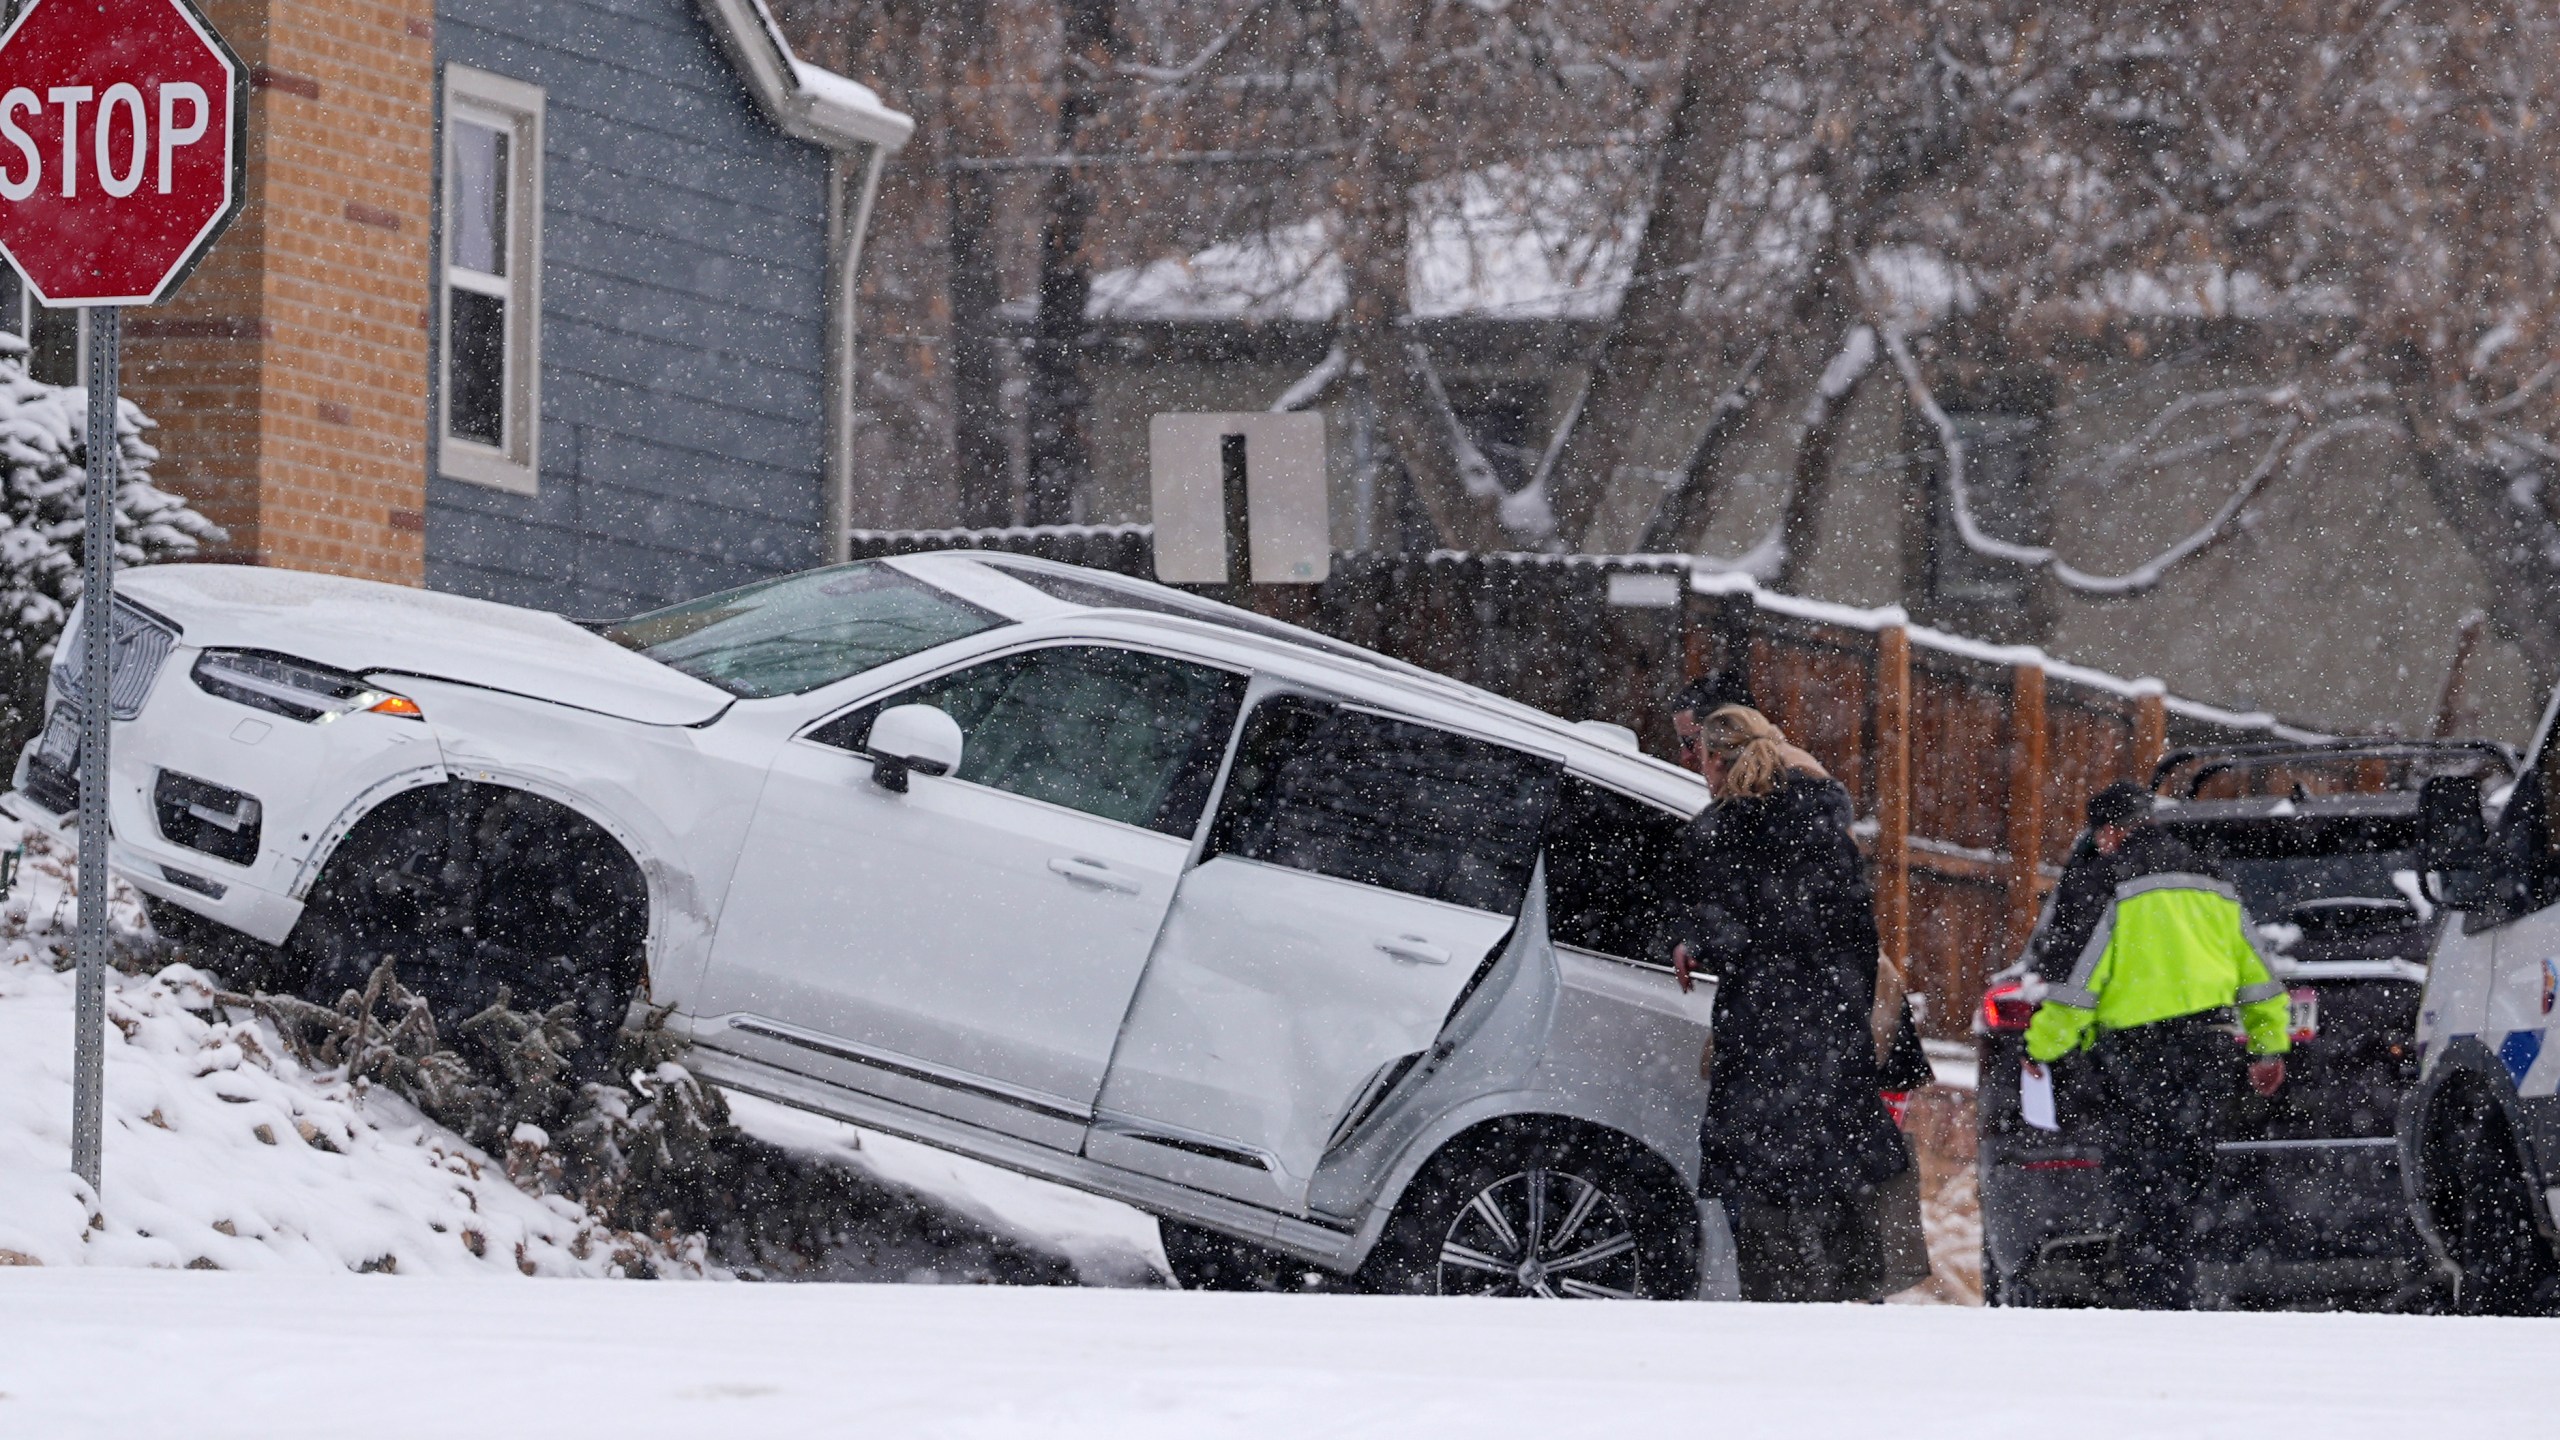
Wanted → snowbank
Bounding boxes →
[2,1268,2545,1439]
[724,1093,1166,1287]
[0,817,1138,1285]
[0,825,697,1276]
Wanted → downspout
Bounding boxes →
[825,141,889,562]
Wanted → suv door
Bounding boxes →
[698,643,1246,1147]
[1089,693,1559,1210]
[2477,740,2560,1091]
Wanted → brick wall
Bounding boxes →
[121,0,435,584]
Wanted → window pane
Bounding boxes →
[446,288,506,447]
[1546,776,1691,961]
[607,562,1009,698]
[450,118,508,277]
[1208,697,1556,913]
[817,646,1247,836]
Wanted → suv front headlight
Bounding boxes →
[191,650,424,724]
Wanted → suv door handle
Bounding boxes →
[1375,936,1451,965]
[1047,856,1140,895]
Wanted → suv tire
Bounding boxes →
[2434,1091,2560,1317]
[289,784,646,1072]
[1360,1125,1698,1300]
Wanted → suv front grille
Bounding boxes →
[52,598,179,721]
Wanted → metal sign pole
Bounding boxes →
[70,303,118,1193]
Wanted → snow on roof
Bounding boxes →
[1086,166,1634,323]
[1083,173,2329,329]
[844,522,1153,544]
[697,0,913,152]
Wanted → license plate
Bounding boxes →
[33,704,78,769]
[2289,986,2319,1044]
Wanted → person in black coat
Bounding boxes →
[1666,699,1919,1301]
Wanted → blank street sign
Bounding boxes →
[1149,411,1328,585]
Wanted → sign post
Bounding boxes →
[0,0,245,1194]
[1147,412,1329,586]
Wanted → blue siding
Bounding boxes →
[426,0,833,617]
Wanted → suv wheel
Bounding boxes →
[2434,1091,2559,1316]
[289,784,646,1072]
[1362,1126,1697,1300]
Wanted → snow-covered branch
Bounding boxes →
[1409,343,1557,544]
[1881,324,2337,597]
[1410,343,1509,503]
[1802,325,1876,427]
[1269,346,1346,412]
[1109,0,1280,87]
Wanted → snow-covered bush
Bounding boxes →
[0,333,221,751]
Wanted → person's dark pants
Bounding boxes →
[2091,1014,2241,1311]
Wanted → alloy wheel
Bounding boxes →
[1436,1167,1642,1298]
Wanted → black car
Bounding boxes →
[1977,740,2515,1310]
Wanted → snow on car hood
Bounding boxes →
[119,565,732,726]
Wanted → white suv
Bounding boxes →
[10,552,1717,1297]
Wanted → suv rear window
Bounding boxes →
[2169,815,2427,935]
[1207,696,1557,915]
[606,562,1007,698]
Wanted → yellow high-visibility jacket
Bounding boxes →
[2025,872,2293,1063]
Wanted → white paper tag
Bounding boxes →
[2020,1060,2059,1132]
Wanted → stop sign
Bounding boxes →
[0,0,242,306]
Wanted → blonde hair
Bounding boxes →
[1698,703,1827,801]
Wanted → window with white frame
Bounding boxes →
[439,67,543,493]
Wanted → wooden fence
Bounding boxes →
[844,526,2326,1039]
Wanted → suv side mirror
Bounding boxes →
[868,704,963,794]
[2420,772,2490,909]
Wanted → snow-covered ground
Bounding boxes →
[0,816,1155,1285]
[725,1091,1167,1287]
[0,840,710,1276]
[1,1268,2548,1438]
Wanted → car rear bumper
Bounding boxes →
[1986,1136,2435,1306]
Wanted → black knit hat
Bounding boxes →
[2086,780,2153,831]
[1670,672,1755,720]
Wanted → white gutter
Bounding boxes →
[694,0,912,561]
[695,0,915,153]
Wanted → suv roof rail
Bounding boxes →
[2151,738,2517,799]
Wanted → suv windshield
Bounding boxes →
[605,563,1008,698]
[980,559,1419,674]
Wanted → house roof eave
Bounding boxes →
[695,0,914,153]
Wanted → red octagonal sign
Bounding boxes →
[0,0,242,306]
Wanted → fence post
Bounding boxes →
[2133,688,2168,781]
[2007,661,2048,961]
[1875,625,1913,989]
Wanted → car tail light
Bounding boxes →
[1981,981,2034,1034]
[1881,1090,1913,1127]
